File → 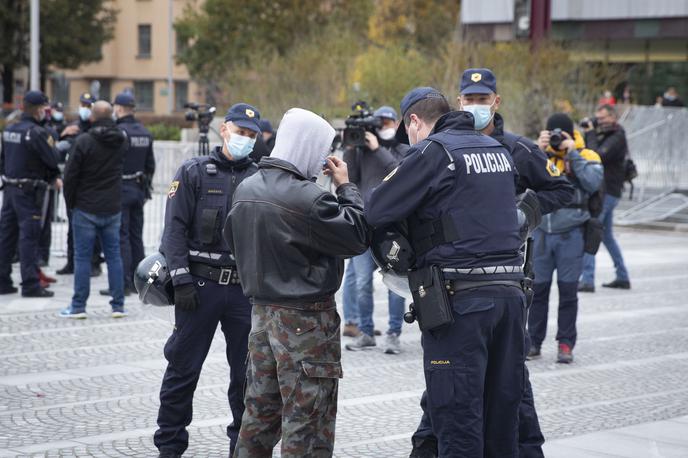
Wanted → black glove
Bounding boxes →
[174,283,200,312]
[516,189,542,239]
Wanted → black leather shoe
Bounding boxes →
[602,279,631,289]
[578,282,595,293]
[0,286,18,295]
[56,264,74,275]
[409,438,438,458]
[22,288,55,298]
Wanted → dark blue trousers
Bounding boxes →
[0,186,41,293]
[528,227,584,349]
[154,278,252,456]
[421,287,525,457]
[120,184,145,289]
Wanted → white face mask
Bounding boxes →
[377,127,396,141]
[461,99,496,130]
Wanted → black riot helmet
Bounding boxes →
[134,252,174,306]
[370,223,416,300]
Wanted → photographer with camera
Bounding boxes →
[578,104,631,292]
[341,105,410,354]
[528,114,603,365]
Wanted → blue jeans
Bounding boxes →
[581,194,629,284]
[342,260,359,325]
[71,209,124,312]
[344,249,405,336]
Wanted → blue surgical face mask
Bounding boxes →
[462,100,496,130]
[78,106,92,121]
[51,111,64,122]
[226,133,256,160]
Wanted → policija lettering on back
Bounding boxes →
[463,151,513,175]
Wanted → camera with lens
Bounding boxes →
[579,117,598,130]
[184,102,217,135]
[549,128,564,150]
[342,101,383,148]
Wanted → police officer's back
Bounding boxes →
[0,91,60,297]
[366,87,526,457]
[154,103,261,458]
[108,92,155,294]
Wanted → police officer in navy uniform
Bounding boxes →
[154,103,261,458]
[0,90,61,297]
[409,69,575,458]
[99,92,155,296]
[366,87,527,457]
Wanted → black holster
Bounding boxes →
[408,266,453,332]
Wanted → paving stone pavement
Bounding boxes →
[1,227,687,457]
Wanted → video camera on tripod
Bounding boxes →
[342,101,383,148]
[184,102,217,155]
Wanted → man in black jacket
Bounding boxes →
[580,104,631,291]
[226,108,369,458]
[61,101,127,319]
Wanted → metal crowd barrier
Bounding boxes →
[19,141,201,258]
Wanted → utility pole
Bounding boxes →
[167,0,174,114]
[30,0,40,90]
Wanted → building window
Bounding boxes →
[174,81,188,111]
[134,81,154,111]
[138,24,152,58]
[89,79,111,101]
[176,33,188,55]
[51,77,70,107]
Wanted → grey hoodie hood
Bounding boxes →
[269,108,336,180]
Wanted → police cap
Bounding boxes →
[80,92,95,105]
[23,90,49,106]
[459,68,497,95]
[374,106,398,121]
[225,103,261,133]
[257,119,273,134]
[396,87,444,143]
[113,92,136,107]
[51,101,64,111]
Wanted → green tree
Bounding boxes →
[0,0,117,104]
[175,0,371,84]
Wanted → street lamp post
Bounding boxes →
[30,0,40,91]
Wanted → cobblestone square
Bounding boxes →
[1,228,687,457]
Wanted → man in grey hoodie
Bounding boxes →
[226,108,370,458]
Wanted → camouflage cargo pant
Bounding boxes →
[233,299,342,458]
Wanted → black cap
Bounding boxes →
[224,103,261,133]
[23,90,49,106]
[113,92,136,107]
[80,92,95,105]
[51,101,64,111]
[396,87,445,144]
[546,113,574,137]
[459,68,497,95]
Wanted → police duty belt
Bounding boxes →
[1,175,49,189]
[122,171,145,181]
[188,262,240,285]
[442,266,524,295]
